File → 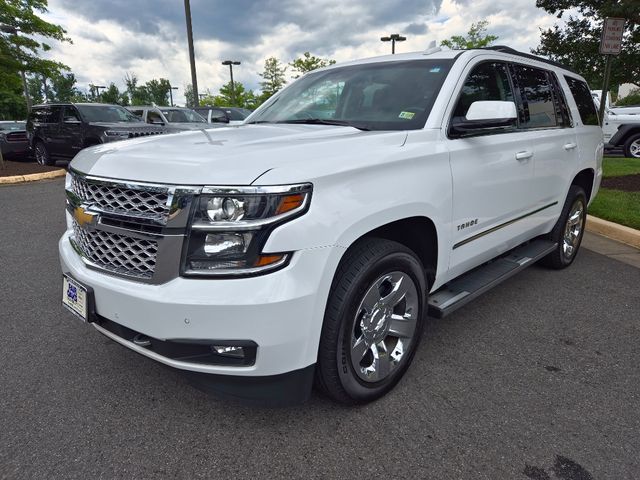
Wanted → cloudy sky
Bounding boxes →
[41,0,570,104]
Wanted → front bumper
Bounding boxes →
[59,230,343,379]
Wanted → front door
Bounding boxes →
[445,60,537,279]
[59,106,84,158]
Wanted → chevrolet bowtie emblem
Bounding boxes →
[73,206,98,227]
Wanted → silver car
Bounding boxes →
[126,106,209,131]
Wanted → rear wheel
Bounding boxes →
[34,141,53,166]
[540,185,587,269]
[623,133,640,158]
[316,238,428,404]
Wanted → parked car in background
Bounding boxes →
[126,106,209,131]
[0,121,29,161]
[194,106,252,125]
[591,90,640,158]
[26,103,165,165]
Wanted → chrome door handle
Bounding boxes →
[515,150,533,161]
[563,143,577,150]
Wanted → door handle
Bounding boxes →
[515,150,533,161]
[563,143,577,150]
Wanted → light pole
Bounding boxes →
[222,60,241,105]
[0,24,31,110]
[90,85,106,100]
[380,33,407,54]
[184,0,199,106]
[168,86,178,106]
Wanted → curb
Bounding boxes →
[0,168,66,185]
[586,215,640,249]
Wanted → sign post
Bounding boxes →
[598,17,625,123]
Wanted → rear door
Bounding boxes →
[43,106,64,156]
[510,64,577,225]
[446,60,537,278]
[59,106,85,158]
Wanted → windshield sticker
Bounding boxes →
[398,111,415,120]
[430,67,441,73]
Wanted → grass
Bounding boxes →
[588,157,640,230]
[601,156,640,177]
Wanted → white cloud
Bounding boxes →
[41,0,570,105]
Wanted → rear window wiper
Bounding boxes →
[277,118,371,131]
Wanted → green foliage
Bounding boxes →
[602,156,640,177]
[184,83,196,108]
[144,78,171,106]
[588,157,640,229]
[48,72,80,102]
[616,88,640,107]
[289,52,336,79]
[0,71,27,119]
[440,20,498,49]
[100,82,129,105]
[199,81,258,109]
[259,57,287,101]
[533,1,640,87]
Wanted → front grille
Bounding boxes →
[72,220,158,279]
[128,130,164,138]
[71,174,170,222]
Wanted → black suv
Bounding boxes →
[26,103,166,165]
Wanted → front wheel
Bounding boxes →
[316,238,427,404]
[540,185,587,269]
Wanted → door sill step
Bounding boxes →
[428,239,556,318]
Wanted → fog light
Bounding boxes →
[212,345,245,358]
[204,232,252,255]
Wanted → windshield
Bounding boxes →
[228,108,251,120]
[248,59,453,130]
[160,108,206,123]
[76,105,141,123]
[0,122,26,131]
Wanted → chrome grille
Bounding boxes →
[71,174,170,221]
[72,220,158,279]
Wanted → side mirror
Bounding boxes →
[451,101,517,137]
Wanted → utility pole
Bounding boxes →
[0,24,31,110]
[168,86,178,106]
[222,60,241,105]
[184,0,199,107]
[380,33,407,54]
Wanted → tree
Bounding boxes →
[101,82,128,105]
[199,81,258,109]
[0,71,27,119]
[289,52,336,79]
[0,0,71,117]
[533,1,639,88]
[144,78,171,106]
[124,73,151,105]
[440,20,498,49]
[184,83,196,107]
[49,72,80,102]
[259,57,287,101]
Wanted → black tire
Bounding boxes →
[33,140,54,166]
[623,133,640,159]
[315,238,428,405]
[539,185,587,269]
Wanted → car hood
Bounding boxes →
[71,124,407,185]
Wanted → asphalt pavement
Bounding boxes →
[1,178,639,480]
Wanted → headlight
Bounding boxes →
[104,130,130,137]
[182,183,312,277]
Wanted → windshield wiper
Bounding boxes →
[276,118,371,131]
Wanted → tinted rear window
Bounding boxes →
[513,65,557,128]
[564,76,599,126]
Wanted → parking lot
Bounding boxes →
[1,178,639,479]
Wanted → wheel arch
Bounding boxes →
[571,168,595,203]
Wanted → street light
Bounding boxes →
[0,24,31,110]
[222,60,241,105]
[168,85,178,106]
[380,33,407,54]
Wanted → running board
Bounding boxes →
[428,239,557,318]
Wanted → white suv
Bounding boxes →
[60,46,603,405]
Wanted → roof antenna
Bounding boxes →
[424,40,441,55]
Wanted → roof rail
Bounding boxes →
[480,45,575,73]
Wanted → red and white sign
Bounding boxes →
[600,17,625,55]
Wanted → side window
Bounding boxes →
[30,107,50,123]
[129,109,144,120]
[210,109,227,122]
[548,72,572,128]
[63,106,81,123]
[146,110,163,124]
[564,76,599,126]
[452,62,514,121]
[512,65,557,128]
